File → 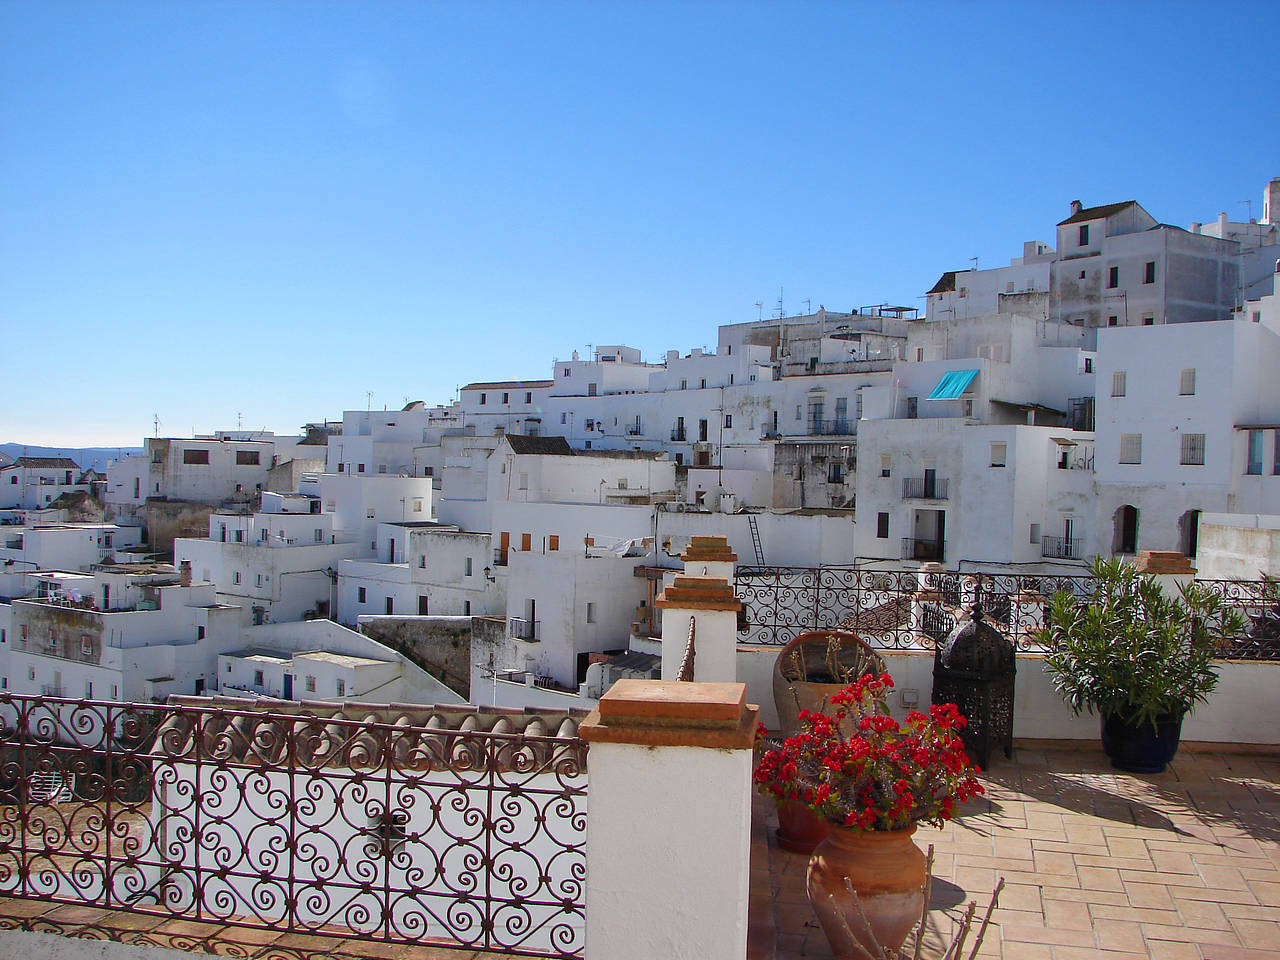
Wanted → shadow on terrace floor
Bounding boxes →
[753,743,1280,960]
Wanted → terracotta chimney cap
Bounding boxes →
[680,536,738,564]
[655,574,742,612]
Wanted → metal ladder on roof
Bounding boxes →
[747,514,765,566]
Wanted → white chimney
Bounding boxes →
[1069,200,1083,216]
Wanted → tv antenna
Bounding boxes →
[969,256,979,272]
[365,391,373,411]
[754,301,763,321]
[775,287,784,320]
[1239,199,1253,221]
[153,414,160,438]
[802,298,811,315]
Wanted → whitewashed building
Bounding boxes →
[0,457,92,510]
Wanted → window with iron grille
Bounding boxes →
[1119,434,1142,464]
[1180,433,1205,466]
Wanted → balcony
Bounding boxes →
[670,428,686,442]
[1041,534,1084,559]
[509,616,541,641]
[902,476,949,499]
[806,419,854,437]
[901,537,945,561]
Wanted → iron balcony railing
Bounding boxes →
[901,537,945,561]
[806,419,855,437]
[0,694,588,958]
[902,477,949,499]
[509,616,541,641]
[1041,535,1084,559]
[670,428,686,442]
[732,566,1279,660]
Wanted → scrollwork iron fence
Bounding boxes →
[736,566,1280,660]
[0,695,587,957]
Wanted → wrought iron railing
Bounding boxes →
[0,695,587,957]
[902,477,949,499]
[806,419,855,437]
[1041,535,1083,559]
[735,566,1280,660]
[901,537,945,561]
[510,617,542,641]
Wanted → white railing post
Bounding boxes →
[581,679,758,960]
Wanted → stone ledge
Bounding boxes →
[655,574,743,612]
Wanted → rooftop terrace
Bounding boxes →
[752,744,1280,959]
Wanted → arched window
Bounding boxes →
[1113,505,1138,555]
[1179,509,1201,559]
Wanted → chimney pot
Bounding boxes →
[179,560,192,587]
[1070,200,1083,215]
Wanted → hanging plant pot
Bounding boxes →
[807,824,927,958]
[1100,712,1184,774]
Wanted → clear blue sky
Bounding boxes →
[3,2,1275,446]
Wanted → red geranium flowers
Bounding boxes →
[755,673,983,831]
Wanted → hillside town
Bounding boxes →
[2,179,1279,714]
[3,178,1280,960]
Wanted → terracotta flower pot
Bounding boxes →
[807,824,927,958]
[775,796,830,855]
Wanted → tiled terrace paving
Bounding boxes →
[752,745,1280,960]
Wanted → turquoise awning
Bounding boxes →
[926,369,979,400]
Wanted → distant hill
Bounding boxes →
[0,443,143,473]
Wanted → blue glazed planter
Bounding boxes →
[1100,713,1184,774]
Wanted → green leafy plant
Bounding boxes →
[1043,558,1247,729]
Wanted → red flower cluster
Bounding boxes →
[754,673,984,832]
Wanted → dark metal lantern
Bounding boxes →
[931,604,1015,768]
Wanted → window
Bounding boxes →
[338,463,345,472]
[1111,371,1126,397]
[1142,315,1154,326]
[1179,368,1196,395]
[560,413,567,424]
[1078,224,1089,246]
[479,393,486,405]
[1084,358,1094,373]
[465,557,473,577]
[378,464,387,473]
[182,449,209,465]
[357,463,366,473]
[876,513,889,539]
[1180,433,1206,466]
[233,571,241,584]
[880,455,891,478]
[1119,434,1143,464]
[254,670,264,686]
[366,509,375,519]
[549,535,559,551]
[827,462,844,483]
[419,555,426,568]
[502,392,509,404]
[385,597,394,615]
[1108,316,1118,327]
[585,602,596,624]
[562,367,570,377]
[305,675,316,693]
[358,587,367,604]
[255,573,263,587]
[236,450,260,465]
[724,414,732,428]
[1029,523,1041,545]
[464,601,471,615]
[1107,266,1118,288]
[680,379,687,390]
[1078,271,1086,280]
[336,679,345,697]
[699,378,707,389]
[226,662,232,673]
[1006,281,1015,293]
[1144,261,1156,284]
[314,528,324,542]
[906,397,918,419]
[525,392,532,403]
[518,472,529,490]
[1247,430,1263,475]
[990,443,1007,467]
[796,405,802,420]
[958,287,967,298]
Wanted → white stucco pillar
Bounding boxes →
[581,679,758,960]
[656,575,742,681]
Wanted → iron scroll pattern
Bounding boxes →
[0,695,587,958]
[735,566,1097,651]
[736,567,1280,660]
